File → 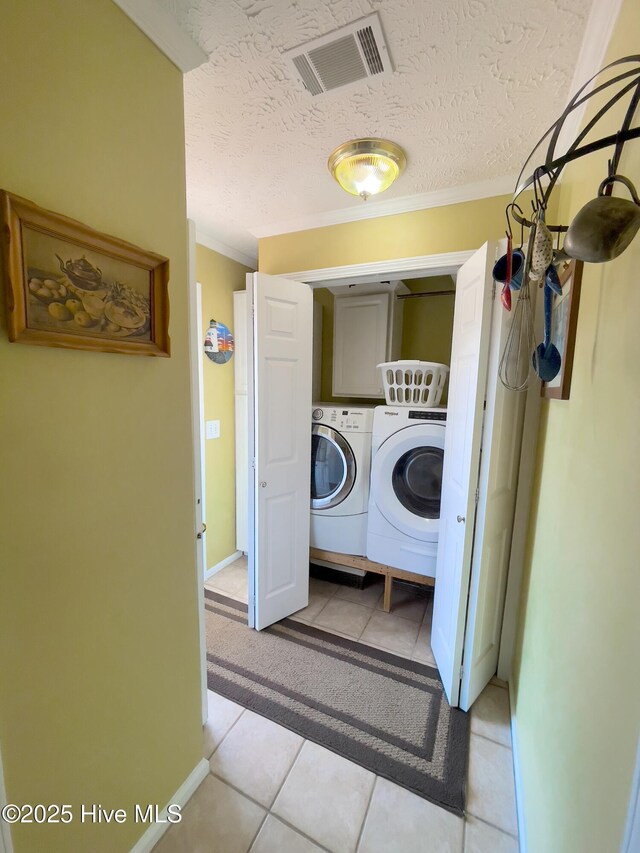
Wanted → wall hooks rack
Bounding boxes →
[510,55,640,233]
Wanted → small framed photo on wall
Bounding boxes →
[543,259,583,400]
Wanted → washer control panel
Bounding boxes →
[408,410,447,421]
[312,408,368,430]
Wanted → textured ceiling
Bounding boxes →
[158,0,592,258]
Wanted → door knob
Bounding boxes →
[260,481,267,488]
[457,515,465,523]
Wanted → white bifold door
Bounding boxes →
[432,242,526,710]
[247,272,313,630]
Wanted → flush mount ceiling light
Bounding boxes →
[328,138,406,201]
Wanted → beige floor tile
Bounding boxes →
[490,676,508,689]
[207,564,248,599]
[290,592,331,623]
[377,584,430,623]
[471,684,512,748]
[210,709,303,808]
[357,637,412,661]
[464,816,519,852]
[250,815,324,853]
[314,597,373,638]
[334,581,384,608]
[360,610,420,657]
[358,777,464,853]
[153,774,265,853]
[203,690,245,758]
[467,735,518,836]
[412,641,436,667]
[273,740,375,853]
[411,616,435,664]
[309,576,340,597]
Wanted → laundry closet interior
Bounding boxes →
[212,242,526,711]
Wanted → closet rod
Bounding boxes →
[396,290,455,299]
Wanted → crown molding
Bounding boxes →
[112,0,208,73]
[554,0,624,158]
[280,250,475,286]
[250,175,517,239]
[195,228,258,269]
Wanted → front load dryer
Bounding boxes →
[310,404,374,556]
[367,406,446,576]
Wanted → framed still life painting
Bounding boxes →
[0,191,170,356]
[542,259,583,400]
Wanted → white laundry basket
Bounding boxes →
[378,360,449,407]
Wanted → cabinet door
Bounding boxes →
[332,293,389,397]
[233,290,248,395]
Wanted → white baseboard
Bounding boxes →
[130,758,209,853]
[508,679,527,853]
[204,551,242,582]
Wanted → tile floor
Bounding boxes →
[175,557,521,852]
[205,557,436,665]
[154,684,518,853]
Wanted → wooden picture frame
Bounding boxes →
[542,259,583,400]
[0,191,170,356]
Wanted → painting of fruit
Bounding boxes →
[1,191,170,356]
[23,228,152,341]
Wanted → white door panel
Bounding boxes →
[459,242,527,709]
[431,242,496,707]
[249,272,312,630]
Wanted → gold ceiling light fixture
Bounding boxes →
[328,138,407,201]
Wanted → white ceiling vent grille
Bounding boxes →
[283,13,392,96]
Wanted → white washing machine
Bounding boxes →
[310,404,374,556]
[367,406,446,576]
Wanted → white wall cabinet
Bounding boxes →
[332,289,403,398]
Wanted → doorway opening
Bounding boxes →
[197,242,528,713]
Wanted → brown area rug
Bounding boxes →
[204,589,469,814]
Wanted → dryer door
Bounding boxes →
[371,424,445,540]
[311,425,356,510]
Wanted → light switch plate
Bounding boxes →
[205,420,220,440]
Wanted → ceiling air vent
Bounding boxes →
[283,13,393,96]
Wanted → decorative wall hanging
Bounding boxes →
[0,192,170,356]
[204,319,234,364]
[498,55,640,391]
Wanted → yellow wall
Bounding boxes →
[313,287,338,403]
[313,276,455,404]
[259,194,518,274]
[196,244,252,569]
[0,3,201,851]
[512,3,640,850]
[400,277,456,405]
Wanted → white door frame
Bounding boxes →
[280,248,534,684]
[0,742,13,853]
[187,220,208,724]
[623,737,640,853]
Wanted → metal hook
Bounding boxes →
[505,203,514,241]
[511,202,525,249]
[532,166,548,212]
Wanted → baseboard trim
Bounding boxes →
[508,679,527,853]
[129,758,209,853]
[204,551,242,582]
